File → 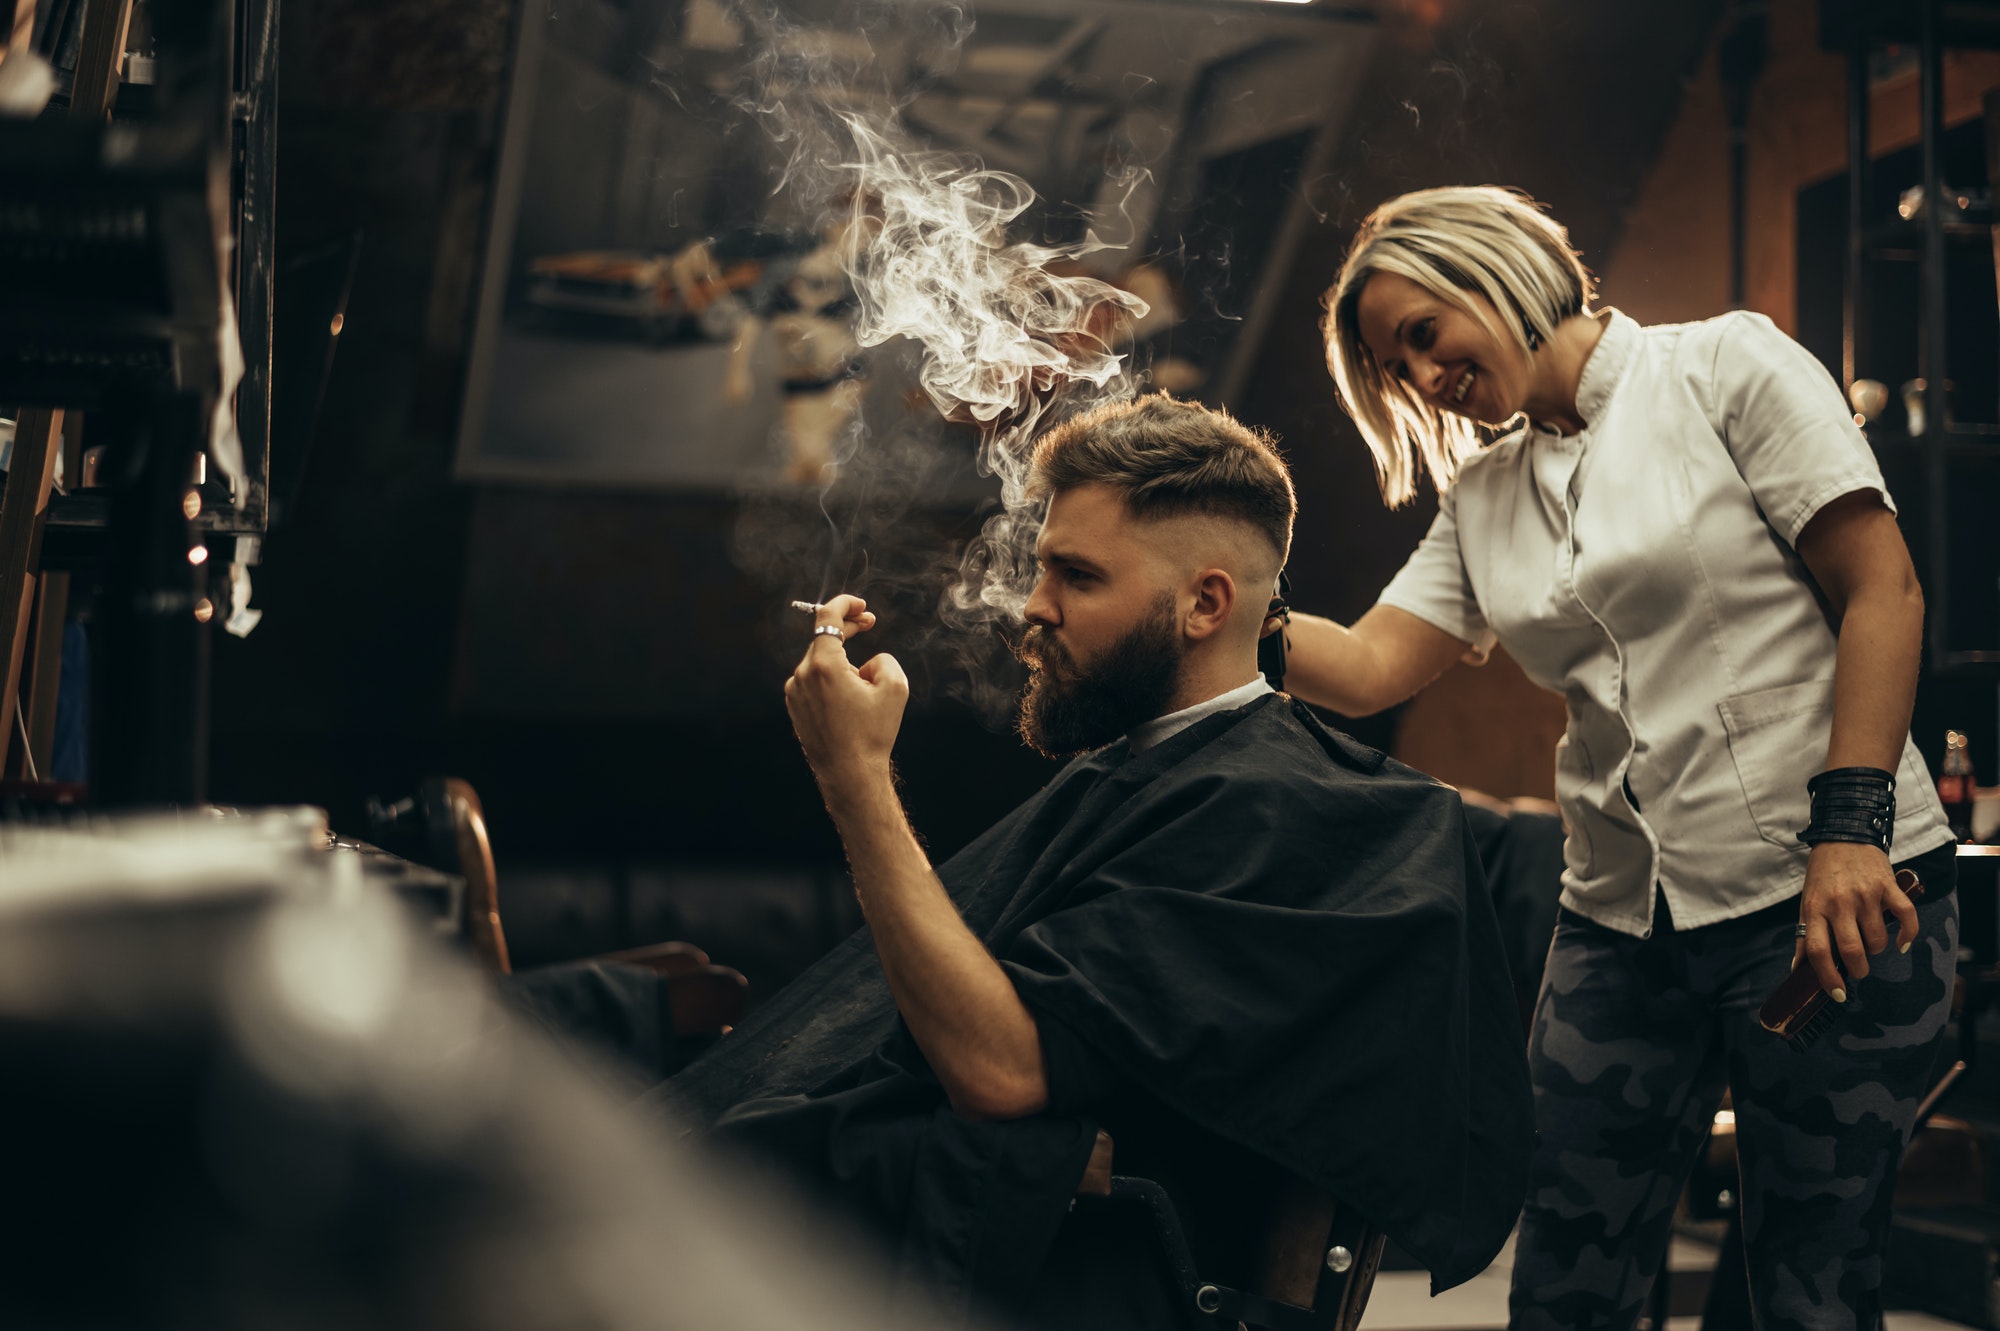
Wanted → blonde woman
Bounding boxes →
[1283,185,1956,1330]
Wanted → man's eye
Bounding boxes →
[1065,568,1094,585]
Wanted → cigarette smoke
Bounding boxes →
[846,124,1149,627]
[732,0,1150,659]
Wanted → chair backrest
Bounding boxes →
[436,777,512,975]
[366,776,513,974]
[1295,1188,1387,1331]
[1234,1175,1385,1331]
[1080,1133,1387,1331]
[1256,1175,1334,1305]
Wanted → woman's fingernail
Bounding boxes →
[1901,940,1912,954]
[1831,987,1848,1003]
[1790,955,1798,971]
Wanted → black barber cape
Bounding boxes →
[661,694,1532,1318]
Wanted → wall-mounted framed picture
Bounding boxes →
[455,0,1376,494]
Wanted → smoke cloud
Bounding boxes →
[727,0,1151,709]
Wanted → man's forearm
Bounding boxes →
[821,769,1051,1120]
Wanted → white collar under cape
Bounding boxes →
[1125,675,1275,755]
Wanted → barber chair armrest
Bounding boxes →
[600,940,712,977]
[587,941,745,1037]
[662,966,749,1038]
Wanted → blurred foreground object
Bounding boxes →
[0,809,944,1331]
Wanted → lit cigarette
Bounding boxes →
[790,600,821,613]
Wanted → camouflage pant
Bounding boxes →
[1509,844,1958,1331]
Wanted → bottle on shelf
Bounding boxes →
[1939,729,1975,842]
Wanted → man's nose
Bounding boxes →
[1023,576,1057,626]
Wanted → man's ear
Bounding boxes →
[1183,568,1237,641]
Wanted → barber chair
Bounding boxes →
[1070,1131,1386,1331]
[367,776,512,973]
[599,939,750,1039]
[367,778,749,1039]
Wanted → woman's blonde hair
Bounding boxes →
[1322,185,1594,507]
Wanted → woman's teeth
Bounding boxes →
[1452,367,1477,405]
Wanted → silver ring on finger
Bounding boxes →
[813,625,846,642]
[1794,923,1810,937]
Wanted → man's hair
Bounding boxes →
[1028,394,1295,567]
[1321,185,1595,508]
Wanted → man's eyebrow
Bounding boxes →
[1036,545,1106,574]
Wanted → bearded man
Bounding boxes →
[661,395,1533,1328]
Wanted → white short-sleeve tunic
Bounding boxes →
[1377,308,1954,938]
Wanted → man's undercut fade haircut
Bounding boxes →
[1322,185,1596,508]
[1028,394,1296,567]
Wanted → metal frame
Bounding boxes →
[13,0,280,541]
[223,0,280,535]
[1071,1174,1385,1331]
[1831,0,2000,672]
[0,0,277,803]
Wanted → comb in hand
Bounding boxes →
[1757,868,1924,1051]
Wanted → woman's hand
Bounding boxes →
[1794,840,1919,1000]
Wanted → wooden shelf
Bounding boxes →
[1863,424,2000,457]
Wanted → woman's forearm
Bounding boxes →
[1798,560,1926,993]
[1823,576,1925,775]
[1282,614,1389,715]
[1795,493,1926,776]
[1280,606,1469,717]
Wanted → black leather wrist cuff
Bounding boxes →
[1800,828,1890,847]
[1799,767,1897,851]
[1809,766,1897,790]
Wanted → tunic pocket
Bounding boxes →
[1716,678,1834,850]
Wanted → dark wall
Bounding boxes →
[1795,125,2000,781]
[210,0,512,822]
[1240,0,1729,626]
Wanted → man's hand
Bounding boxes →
[783,594,905,791]
[1794,840,1919,1000]
[782,594,1049,1120]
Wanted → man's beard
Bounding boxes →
[1014,593,1183,759]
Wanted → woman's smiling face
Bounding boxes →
[1354,271,1534,428]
